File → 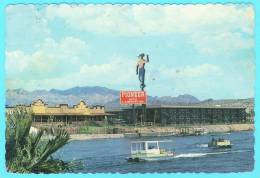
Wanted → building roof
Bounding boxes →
[6,99,110,117]
[146,105,246,109]
[107,104,246,112]
[33,112,115,116]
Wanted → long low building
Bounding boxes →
[6,99,113,123]
[107,105,248,125]
[6,100,249,125]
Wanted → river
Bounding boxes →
[53,131,254,173]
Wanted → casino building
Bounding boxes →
[108,105,248,125]
[6,99,249,125]
[6,99,113,124]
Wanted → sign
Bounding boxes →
[120,91,147,105]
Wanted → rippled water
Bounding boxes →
[53,131,254,173]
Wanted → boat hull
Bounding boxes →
[208,144,232,149]
[127,155,176,162]
[208,139,232,149]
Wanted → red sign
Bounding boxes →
[120,91,147,105]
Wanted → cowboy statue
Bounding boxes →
[136,53,149,90]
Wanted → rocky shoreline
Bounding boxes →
[69,124,254,141]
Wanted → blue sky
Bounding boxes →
[5,4,255,100]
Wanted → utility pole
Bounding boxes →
[141,88,146,127]
[132,104,135,126]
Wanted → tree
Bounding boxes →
[6,106,71,173]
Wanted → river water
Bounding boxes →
[53,131,254,173]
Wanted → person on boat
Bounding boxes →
[136,53,149,90]
[148,145,155,149]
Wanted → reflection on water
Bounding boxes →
[53,131,254,173]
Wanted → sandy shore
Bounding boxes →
[69,124,254,141]
[198,123,254,133]
[69,133,124,141]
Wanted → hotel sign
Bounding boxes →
[120,91,147,105]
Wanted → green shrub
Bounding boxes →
[6,106,72,173]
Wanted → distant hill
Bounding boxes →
[6,86,200,107]
[6,86,254,109]
[194,98,254,109]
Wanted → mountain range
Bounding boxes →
[6,86,254,109]
[6,86,201,108]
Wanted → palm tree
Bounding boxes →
[6,106,71,173]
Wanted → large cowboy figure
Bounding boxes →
[136,53,149,90]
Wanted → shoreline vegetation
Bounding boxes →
[69,123,254,141]
[6,107,75,173]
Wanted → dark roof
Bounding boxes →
[146,105,246,109]
[106,105,246,112]
[33,112,114,116]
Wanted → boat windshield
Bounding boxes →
[131,142,145,151]
[147,142,158,150]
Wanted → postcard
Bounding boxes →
[1,1,259,177]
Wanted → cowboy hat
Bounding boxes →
[138,53,145,57]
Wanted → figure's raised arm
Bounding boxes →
[146,54,149,62]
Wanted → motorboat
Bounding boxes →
[208,138,232,149]
[127,140,176,162]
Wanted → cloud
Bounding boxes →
[6,5,51,50]
[6,56,139,90]
[159,63,223,79]
[8,55,223,91]
[190,32,254,56]
[5,4,255,99]
[45,4,254,36]
[6,55,254,100]
[144,63,225,98]
[79,57,137,86]
[6,36,89,81]
[44,4,254,57]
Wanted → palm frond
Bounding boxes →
[6,106,72,173]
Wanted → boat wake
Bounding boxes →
[175,150,250,159]
[196,144,208,148]
[175,153,207,158]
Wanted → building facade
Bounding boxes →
[7,99,112,124]
[6,101,249,125]
[108,105,247,125]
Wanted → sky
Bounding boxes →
[5,4,255,100]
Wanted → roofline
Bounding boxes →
[145,105,246,109]
[33,112,113,116]
[107,105,246,111]
[131,141,159,144]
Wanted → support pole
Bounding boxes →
[154,110,157,126]
[132,104,135,125]
[142,104,146,126]
[141,88,146,126]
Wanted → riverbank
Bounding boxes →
[69,123,254,141]
[196,123,254,133]
[69,133,124,141]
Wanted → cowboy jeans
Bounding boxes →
[138,68,145,86]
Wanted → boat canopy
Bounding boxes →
[131,141,159,152]
[130,140,173,151]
